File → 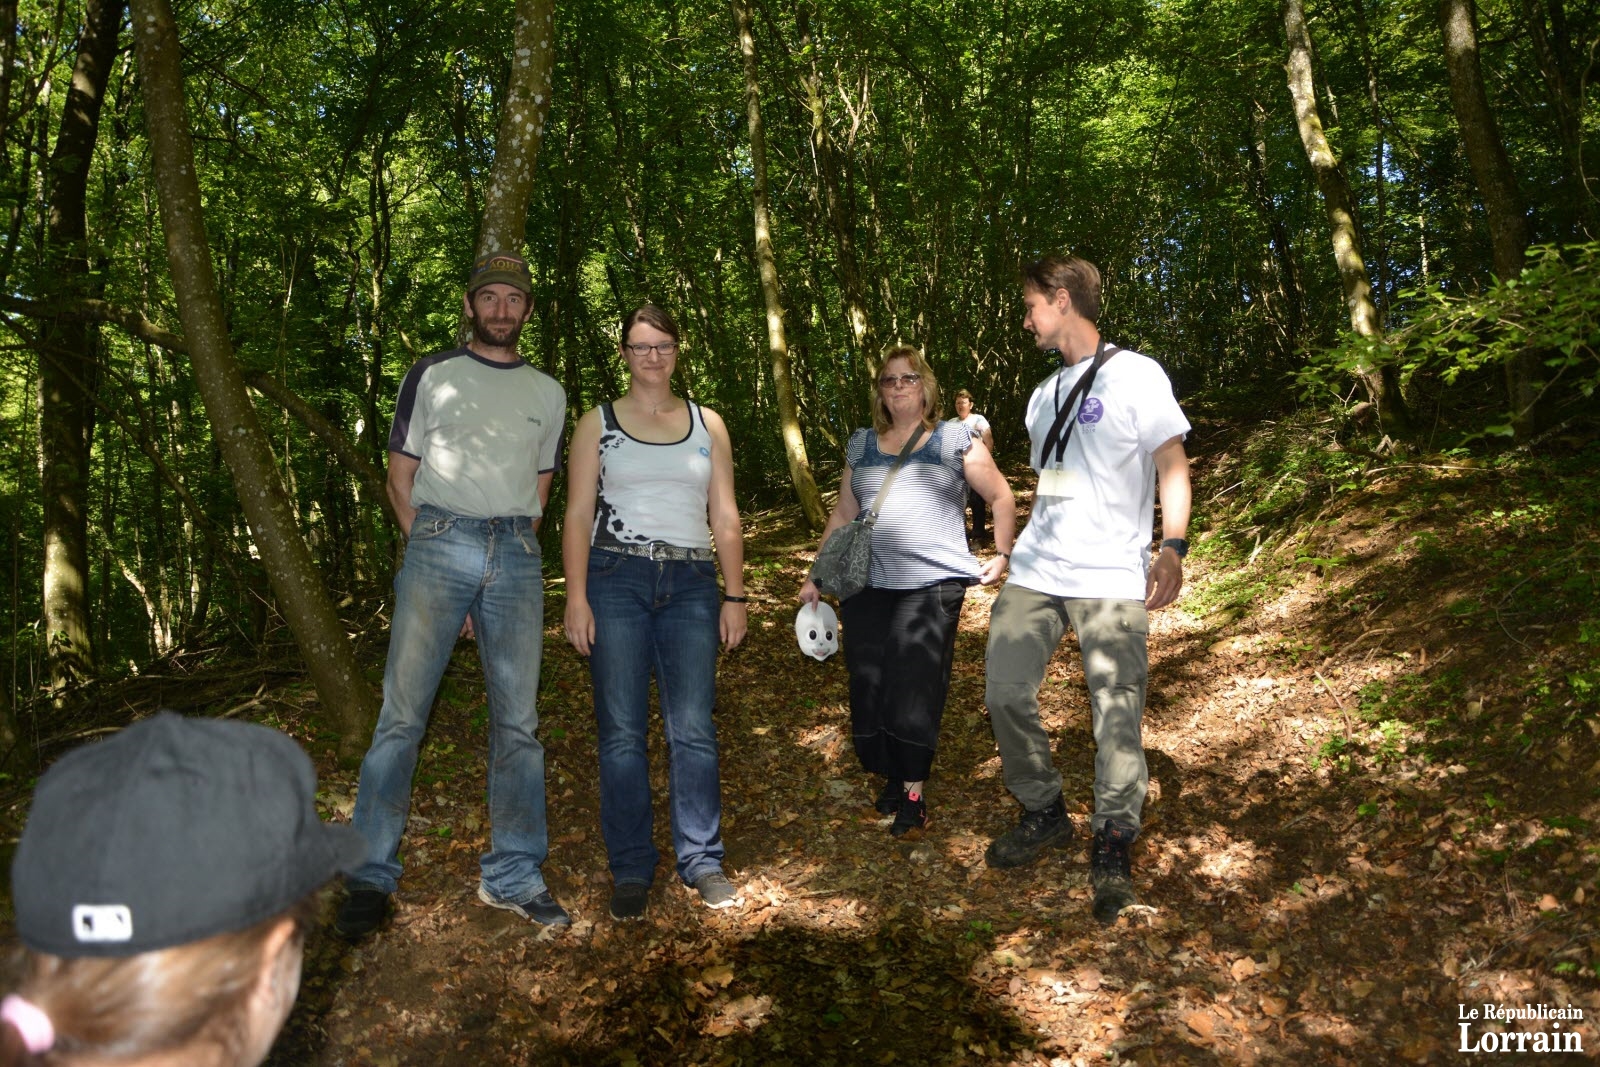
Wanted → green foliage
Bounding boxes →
[1302,244,1600,437]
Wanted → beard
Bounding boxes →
[472,316,525,349]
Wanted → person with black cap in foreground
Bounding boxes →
[337,250,570,938]
[1,711,363,1066]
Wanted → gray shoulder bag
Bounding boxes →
[808,426,926,601]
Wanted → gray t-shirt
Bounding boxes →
[389,347,566,519]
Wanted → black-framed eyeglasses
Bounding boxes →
[879,373,922,388]
[624,342,680,357]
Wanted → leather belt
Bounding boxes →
[602,542,715,562]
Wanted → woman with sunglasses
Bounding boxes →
[799,346,1015,836]
[564,305,747,921]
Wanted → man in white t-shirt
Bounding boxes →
[337,251,570,940]
[953,389,995,542]
[983,254,1192,925]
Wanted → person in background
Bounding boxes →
[800,347,1015,837]
[983,254,1192,925]
[563,305,748,921]
[1,712,363,1067]
[337,251,570,939]
[953,388,995,543]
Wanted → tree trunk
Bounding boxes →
[475,0,556,259]
[734,0,827,531]
[1439,0,1541,439]
[454,0,555,346]
[1283,0,1410,433]
[38,0,121,696]
[130,0,377,756]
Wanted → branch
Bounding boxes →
[244,372,398,528]
[0,293,397,529]
[0,293,188,352]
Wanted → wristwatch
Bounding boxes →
[1160,538,1189,559]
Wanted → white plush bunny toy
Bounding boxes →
[794,601,839,661]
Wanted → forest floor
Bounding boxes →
[9,412,1600,1066]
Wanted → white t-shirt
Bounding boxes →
[1008,347,1190,600]
[959,411,991,442]
[389,348,566,519]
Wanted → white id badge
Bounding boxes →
[1036,467,1080,499]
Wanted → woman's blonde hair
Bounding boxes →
[0,896,316,1067]
[872,345,941,434]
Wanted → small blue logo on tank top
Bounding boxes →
[699,446,711,457]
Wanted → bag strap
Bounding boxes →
[1038,342,1119,467]
[860,426,927,528]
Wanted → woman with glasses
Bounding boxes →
[564,305,747,921]
[799,346,1015,837]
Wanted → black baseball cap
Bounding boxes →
[467,250,533,296]
[11,712,365,958]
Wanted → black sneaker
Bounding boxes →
[874,778,905,815]
[334,886,390,940]
[985,795,1072,869]
[890,790,928,839]
[477,882,572,928]
[609,882,650,921]
[691,870,739,909]
[1090,820,1138,925]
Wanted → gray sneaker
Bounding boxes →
[477,882,571,928]
[691,870,739,909]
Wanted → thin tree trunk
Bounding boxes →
[1440,0,1541,439]
[796,2,876,399]
[38,0,121,695]
[130,0,376,756]
[734,0,827,531]
[1247,100,1303,355]
[1283,0,1409,433]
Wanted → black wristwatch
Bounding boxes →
[1160,538,1189,559]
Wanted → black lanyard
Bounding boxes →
[1039,340,1118,467]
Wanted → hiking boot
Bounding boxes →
[335,886,390,940]
[985,795,1072,869]
[691,870,739,909]
[874,778,905,815]
[1090,820,1138,925]
[477,882,572,928]
[609,882,650,921]
[890,790,928,839]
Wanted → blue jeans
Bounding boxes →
[586,550,724,886]
[348,505,552,903]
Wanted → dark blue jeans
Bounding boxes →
[348,506,552,903]
[586,550,725,887]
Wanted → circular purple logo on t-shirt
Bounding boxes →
[1078,398,1104,424]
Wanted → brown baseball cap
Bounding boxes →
[468,251,533,296]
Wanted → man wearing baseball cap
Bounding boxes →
[4,712,364,1065]
[337,250,571,938]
